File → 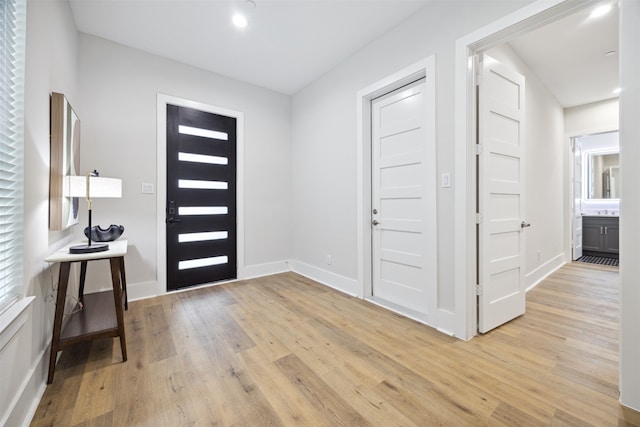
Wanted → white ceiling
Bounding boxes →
[507,2,619,108]
[69,0,430,95]
[69,0,619,104]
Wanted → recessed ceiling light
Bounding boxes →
[612,87,621,94]
[232,13,248,28]
[590,3,612,19]
[604,50,616,57]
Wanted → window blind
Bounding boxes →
[0,0,25,315]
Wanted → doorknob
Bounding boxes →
[166,217,182,224]
[372,220,379,226]
[521,221,531,228]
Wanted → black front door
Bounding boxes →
[166,104,237,291]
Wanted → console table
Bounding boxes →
[45,240,128,384]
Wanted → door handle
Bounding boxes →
[372,220,380,226]
[600,227,604,235]
[166,217,182,224]
[521,221,531,228]
[604,227,608,235]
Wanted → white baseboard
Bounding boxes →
[240,260,290,280]
[97,260,291,302]
[436,308,457,337]
[526,253,566,292]
[127,280,161,302]
[289,260,359,297]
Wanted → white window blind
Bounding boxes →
[0,0,26,315]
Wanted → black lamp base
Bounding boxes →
[69,242,109,254]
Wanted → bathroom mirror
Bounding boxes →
[586,151,620,199]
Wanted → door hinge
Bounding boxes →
[476,72,483,86]
[475,144,482,155]
[475,213,483,224]
[476,285,483,296]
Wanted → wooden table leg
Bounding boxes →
[48,262,71,384]
[119,256,128,310]
[78,260,88,305]
[110,257,127,361]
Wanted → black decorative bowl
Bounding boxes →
[84,224,124,242]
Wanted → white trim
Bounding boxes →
[0,297,34,346]
[454,0,598,340]
[356,56,438,325]
[156,94,245,293]
[239,260,290,280]
[290,260,359,297]
[525,254,566,292]
[0,296,35,427]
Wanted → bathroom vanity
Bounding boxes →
[582,215,619,257]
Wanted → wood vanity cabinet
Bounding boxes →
[582,216,619,257]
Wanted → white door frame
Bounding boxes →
[356,56,438,325]
[156,94,245,295]
[453,0,598,339]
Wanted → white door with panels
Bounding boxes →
[477,55,527,333]
[573,139,583,260]
[371,78,436,318]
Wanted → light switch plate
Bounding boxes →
[441,172,451,188]
[141,183,155,194]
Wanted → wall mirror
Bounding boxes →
[586,150,620,199]
[49,92,81,230]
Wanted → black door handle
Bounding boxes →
[166,217,182,224]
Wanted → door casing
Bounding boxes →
[156,94,245,295]
[454,0,600,339]
[356,56,438,327]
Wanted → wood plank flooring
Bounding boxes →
[31,262,640,426]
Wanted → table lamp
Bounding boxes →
[66,170,122,254]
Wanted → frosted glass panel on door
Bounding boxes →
[179,152,228,165]
[178,206,228,215]
[178,125,228,141]
[178,231,228,243]
[178,256,228,270]
[178,179,228,190]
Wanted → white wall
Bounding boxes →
[485,44,565,289]
[76,34,292,296]
[4,1,80,425]
[291,1,529,325]
[619,0,640,412]
[565,98,619,135]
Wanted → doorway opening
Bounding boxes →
[454,0,616,339]
[571,130,620,266]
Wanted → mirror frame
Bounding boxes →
[584,149,620,201]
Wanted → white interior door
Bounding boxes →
[478,55,526,334]
[371,78,434,317]
[573,139,583,260]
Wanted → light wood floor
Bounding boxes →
[31,262,640,426]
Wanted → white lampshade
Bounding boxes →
[66,175,122,199]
